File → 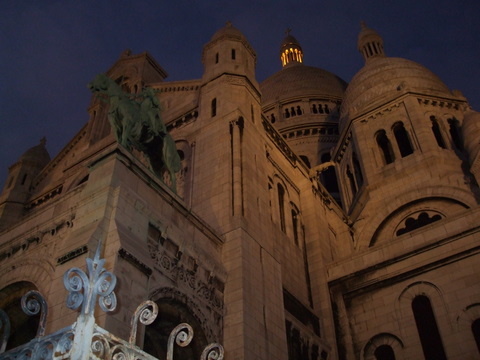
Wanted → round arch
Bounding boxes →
[146,287,218,359]
[0,281,39,350]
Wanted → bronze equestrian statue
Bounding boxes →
[88,74,181,192]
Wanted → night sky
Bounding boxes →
[1,1,479,187]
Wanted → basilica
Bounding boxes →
[0,22,479,360]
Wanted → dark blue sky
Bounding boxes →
[1,1,479,186]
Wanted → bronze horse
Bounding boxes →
[88,74,181,191]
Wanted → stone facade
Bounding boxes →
[0,22,479,360]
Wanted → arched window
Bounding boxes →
[312,104,318,114]
[393,122,413,157]
[277,184,286,233]
[374,344,396,360]
[211,98,217,117]
[430,116,446,149]
[299,155,311,168]
[448,118,463,151]
[376,130,395,164]
[472,318,480,353]
[411,295,447,360]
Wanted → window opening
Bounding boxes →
[472,318,480,354]
[231,49,236,60]
[448,118,463,151]
[215,53,219,64]
[277,184,286,233]
[376,130,395,164]
[291,209,299,246]
[412,295,447,360]
[299,155,311,168]
[352,152,363,188]
[374,345,396,360]
[393,122,413,157]
[347,165,357,197]
[211,98,217,117]
[396,212,442,236]
[431,116,446,149]
[320,153,339,193]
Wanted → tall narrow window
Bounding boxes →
[431,116,446,149]
[412,295,447,360]
[448,118,463,151]
[320,153,339,193]
[352,152,363,188]
[472,318,480,353]
[374,345,396,360]
[376,130,395,164]
[277,184,286,233]
[347,165,357,197]
[211,98,217,117]
[393,122,413,157]
[215,53,219,64]
[231,49,236,60]
[291,208,299,246]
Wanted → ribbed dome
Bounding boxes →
[19,138,50,166]
[261,64,347,107]
[462,110,480,164]
[210,21,247,42]
[340,57,451,129]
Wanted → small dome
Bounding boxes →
[357,22,385,62]
[210,21,247,42]
[340,57,451,130]
[462,110,480,164]
[19,137,50,166]
[279,31,304,67]
[261,65,347,107]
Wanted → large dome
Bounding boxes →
[340,57,452,128]
[261,63,347,107]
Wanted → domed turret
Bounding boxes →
[0,138,51,229]
[202,22,257,85]
[357,22,385,62]
[19,137,51,166]
[280,30,304,67]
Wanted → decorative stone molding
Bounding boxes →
[0,215,74,264]
[262,116,297,164]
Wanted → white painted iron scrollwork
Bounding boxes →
[129,300,158,345]
[0,309,10,354]
[200,343,224,360]
[21,290,48,337]
[63,246,117,315]
[167,323,194,360]
[0,242,225,360]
